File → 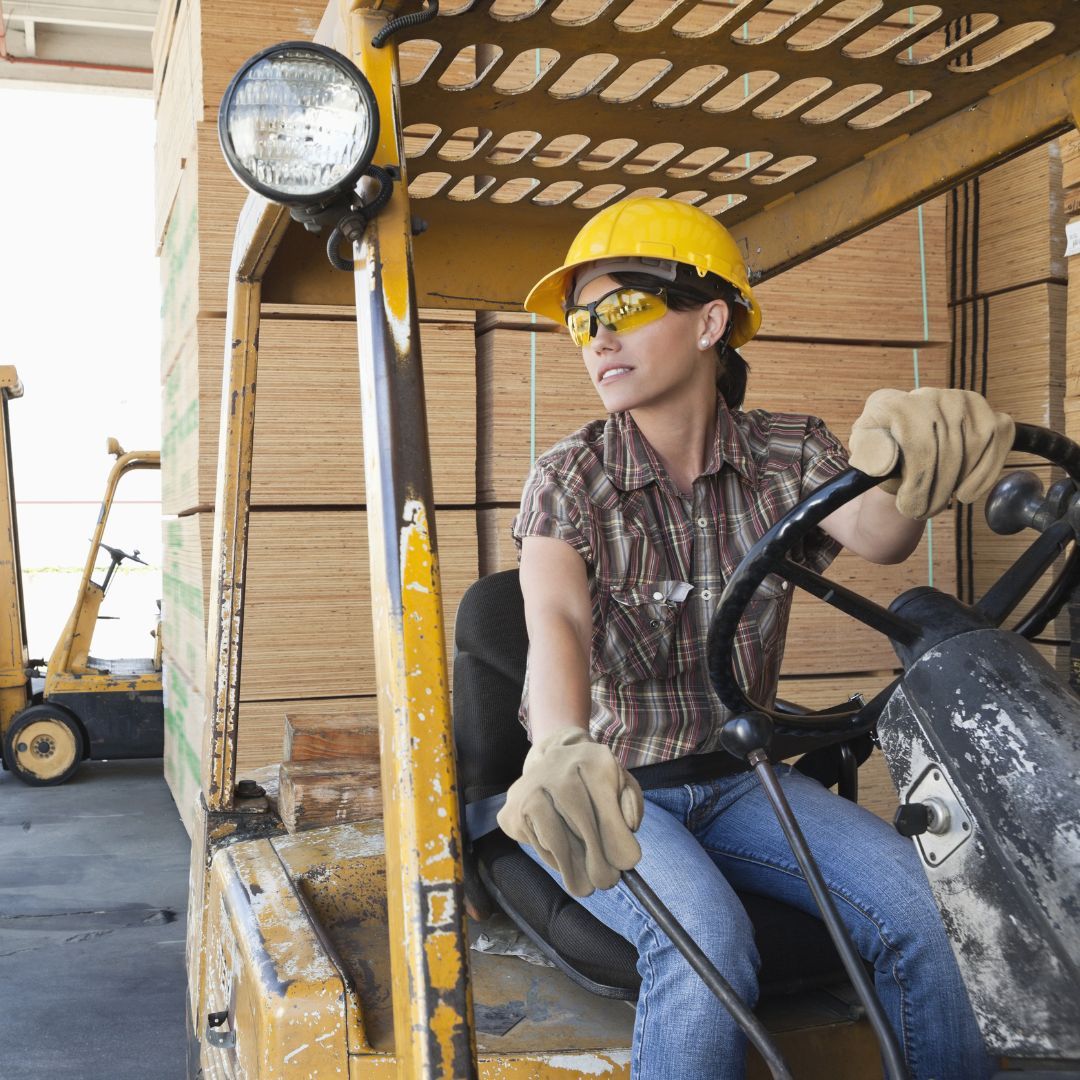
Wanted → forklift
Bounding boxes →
[187,2,1080,1076]
[0,366,164,786]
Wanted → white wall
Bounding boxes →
[0,84,161,659]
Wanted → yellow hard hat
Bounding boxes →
[524,197,762,348]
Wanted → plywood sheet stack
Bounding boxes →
[153,0,479,831]
[477,202,953,820]
[948,142,1070,677]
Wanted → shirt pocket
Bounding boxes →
[596,579,693,683]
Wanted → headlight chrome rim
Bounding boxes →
[218,41,381,208]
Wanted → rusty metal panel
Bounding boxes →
[329,0,1080,304]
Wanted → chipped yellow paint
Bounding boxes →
[423,930,462,992]
[201,836,352,1077]
[349,13,476,1075]
[354,9,410,339]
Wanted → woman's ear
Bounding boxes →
[698,299,730,347]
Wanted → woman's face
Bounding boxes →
[574,274,728,415]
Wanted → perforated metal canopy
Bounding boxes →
[275,0,1080,310]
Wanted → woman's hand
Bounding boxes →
[849,388,1014,520]
[497,727,644,897]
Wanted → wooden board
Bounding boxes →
[278,759,383,834]
[162,314,477,513]
[284,711,380,763]
[1061,129,1080,192]
[947,143,1067,302]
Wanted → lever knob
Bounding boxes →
[720,712,774,761]
[985,471,1045,535]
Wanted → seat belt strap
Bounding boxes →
[465,792,507,842]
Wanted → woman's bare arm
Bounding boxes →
[518,535,594,742]
[820,485,926,565]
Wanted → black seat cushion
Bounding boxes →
[453,569,852,1001]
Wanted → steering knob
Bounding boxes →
[720,712,775,762]
[985,471,1047,535]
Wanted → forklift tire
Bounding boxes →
[4,705,85,786]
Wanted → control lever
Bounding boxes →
[720,712,909,1080]
[985,471,1075,535]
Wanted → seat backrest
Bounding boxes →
[453,568,532,808]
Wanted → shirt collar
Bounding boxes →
[603,397,755,492]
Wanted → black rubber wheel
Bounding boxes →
[4,704,85,786]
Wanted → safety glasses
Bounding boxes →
[564,286,668,347]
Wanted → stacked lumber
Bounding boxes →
[948,142,1070,674]
[154,0,479,830]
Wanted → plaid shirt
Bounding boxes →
[512,398,849,767]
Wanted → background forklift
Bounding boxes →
[187,2,1080,1077]
[0,365,164,786]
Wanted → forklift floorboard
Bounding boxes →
[274,820,884,1079]
[0,759,189,1079]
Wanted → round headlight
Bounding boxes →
[218,42,380,207]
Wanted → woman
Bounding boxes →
[496,198,1004,1079]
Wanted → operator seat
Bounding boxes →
[452,569,873,1000]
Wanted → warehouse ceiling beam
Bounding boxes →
[733,49,1080,283]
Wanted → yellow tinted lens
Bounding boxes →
[595,289,667,335]
[566,308,594,346]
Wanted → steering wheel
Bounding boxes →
[707,423,1080,729]
[100,542,148,567]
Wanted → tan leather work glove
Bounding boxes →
[497,727,644,898]
[849,387,1014,520]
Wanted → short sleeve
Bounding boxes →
[795,418,849,574]
[511,463,593,563]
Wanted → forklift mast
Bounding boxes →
[0,366,30,737]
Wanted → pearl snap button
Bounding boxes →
[697,517,708,528]
[652,591,664,601]
[649,619,660,628]
[701,589,712,600]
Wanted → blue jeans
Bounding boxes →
[524,766,992,1080]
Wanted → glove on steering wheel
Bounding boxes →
[497,727,644,897]
[849,387,1015,520]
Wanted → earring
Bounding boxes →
[700,337,710,348]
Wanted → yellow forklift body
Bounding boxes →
[191,3,1080,1076]
[201,816,882,1078]
[0,367,30,735]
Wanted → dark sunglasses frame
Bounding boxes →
[563,284,668,342]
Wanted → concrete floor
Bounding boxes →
[0,759,189,1079]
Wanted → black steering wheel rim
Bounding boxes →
[707,422,1080,729]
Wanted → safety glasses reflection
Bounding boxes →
[564,286,668,347]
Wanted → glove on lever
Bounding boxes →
[849,387,1014,520]
[497,727,644,898]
